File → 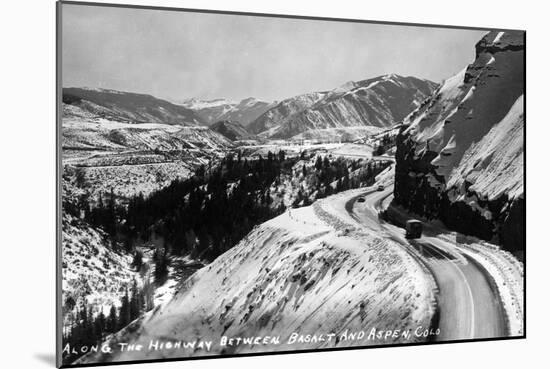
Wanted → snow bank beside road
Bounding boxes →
[453,239,524,336]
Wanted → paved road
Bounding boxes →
[347,186,507,340]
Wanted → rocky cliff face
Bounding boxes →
[248,75,437,139]
[393,31,525,252]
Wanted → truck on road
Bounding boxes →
[405,219,423,239]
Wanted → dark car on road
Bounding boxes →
[405,219,423,239]
[357,197,366,203]
[376,185,384,191]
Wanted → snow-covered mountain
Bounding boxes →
[248,92,327,135]
[63,88,205,126]
[77,190,436,363]
[181,97,274,127]
[180,97,236,110]
[209,120,254,141]
[62,89,234,202]
[63,88,233,153]
[248,75,437,139]
[393,30,525,252]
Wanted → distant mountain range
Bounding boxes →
[247,92,327,136]
[63,87,204,126]
[247,75,437,139]
[179,97,274,127]
[62,74,438,146]
[62,88,233,152]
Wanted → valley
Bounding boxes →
[60,30,524,365]
[60,87,395,364]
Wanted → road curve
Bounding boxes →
[347,186,507,340]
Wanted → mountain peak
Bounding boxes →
[180,98,237,110]
[475,30,524,58]
[249,74,437,138]
[179,97,273,126]
[238,97,269,107]
[331,80,358,94]
[382,73,399,80]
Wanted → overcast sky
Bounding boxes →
[62,4,486,102]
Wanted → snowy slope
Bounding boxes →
[447,96,523,202]
[403,31,523,183]
[180,98,237,110]
[61,213,204,333]
[209,120,254,141]
[62,89,233,156]
[248,92,327,135]
[393,30,525,251]
[63,88,205,126]
[181,97,274,126]
[249,75,437,139]
[62,213,136,316]
[78,190,436,363]
[62,117,233,152]
[62,95,234,202]
[62,115,233,201]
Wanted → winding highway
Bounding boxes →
[345,185,507,340]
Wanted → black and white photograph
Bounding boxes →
[56,1,524,367]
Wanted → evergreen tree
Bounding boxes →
[132,250,143,271]
[65,296,76,312]
[325,183,333,196]
[342,174,350,190]
[336,178,343,192]
[153,249,169,285]
[142,275,155,312]
[106,305,117,333]
[118,288,131,329]
[123,235,134,253]
[107,188,117,245]
[74,167,87,187]
[315,156,323,171]
[129,278,141,321]
[94,310,106,341]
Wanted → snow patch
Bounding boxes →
[492,31,505,44]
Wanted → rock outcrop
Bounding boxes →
[393,31,525,253]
